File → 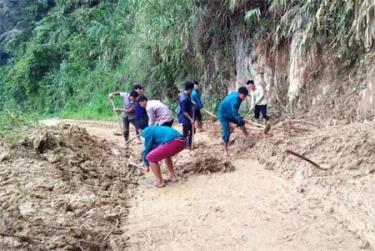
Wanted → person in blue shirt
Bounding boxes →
[135,95,149,133]
[191,80,204,131]
[141,126,186,188]
[217,86,249,157]
[178,81,195,149]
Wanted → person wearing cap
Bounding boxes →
[178,81,195,149]
[141,126,186,188]
[191,80,204,131]
[108,89,140,142]
[140,99,174,127]
[246,80,269,123]
[135,95,149,133]
[217,87,250,157]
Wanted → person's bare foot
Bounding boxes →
[153,181,166,188]
[165,177,178,183]
[138,165,149,172]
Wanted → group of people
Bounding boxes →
[109,79,268,187]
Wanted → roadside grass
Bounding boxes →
[0,111,38,143]
[59,94,120,121]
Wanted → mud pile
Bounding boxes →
[0,124,136,250]
[175,142,234,175]
[255,122,375,179]
[233,121,375,247]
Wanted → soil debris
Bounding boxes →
[0,124,136,251]
[232,120,375,248]
[175,142,235,175]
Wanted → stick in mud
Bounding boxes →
[286,149,329,170]
[125,134,140,145]
[202,108,217,119]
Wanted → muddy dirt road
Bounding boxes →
[39,119,363,251]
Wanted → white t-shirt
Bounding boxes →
[120,92,130,117]
[250,85,267,106]
[146,100,174,125]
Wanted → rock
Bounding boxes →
[32,132,60,153]
[0,152,10,162]
[19,201,36,216]
[296,186,305,193]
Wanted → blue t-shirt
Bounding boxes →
[217,92,245,126]
[191,89,203,110]
[177,93,193,125]
[135,105,147,118]
[141,126,183,166]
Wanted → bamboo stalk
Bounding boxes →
[202,108,217,118]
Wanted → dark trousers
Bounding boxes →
[182,123,193,149]
[123,117,138,141]
[254,105,269,120]
[194,109,202,121]
[160,119,174,127]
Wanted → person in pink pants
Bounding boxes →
[141,125,186,187]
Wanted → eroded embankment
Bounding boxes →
[0,124,137,250]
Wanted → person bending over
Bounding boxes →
[217,86,250,157]
[145,100,174,127]
[135,95,149,133]
[141,126,186,188]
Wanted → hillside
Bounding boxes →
[0,2,375,249]
[0,0,373,120]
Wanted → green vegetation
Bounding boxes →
[0,0,373,120]
[0,111,38,143]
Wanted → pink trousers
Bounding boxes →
[146,138,186,163]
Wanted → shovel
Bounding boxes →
[109,98,123,136]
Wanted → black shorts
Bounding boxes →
[254,105,269,120]
[194,109,202,122]
[135,117,148,130]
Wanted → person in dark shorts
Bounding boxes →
[191,80,204,131]
[177,81,195,149]
[109,90,139,142]
[135,95,149,133]
[247,80,269,123]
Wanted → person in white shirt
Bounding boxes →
[247,80,269,123]
[143,100,174,127]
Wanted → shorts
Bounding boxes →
[146,138,186,163]
[254,105,269,120]
[194,109,202,122]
